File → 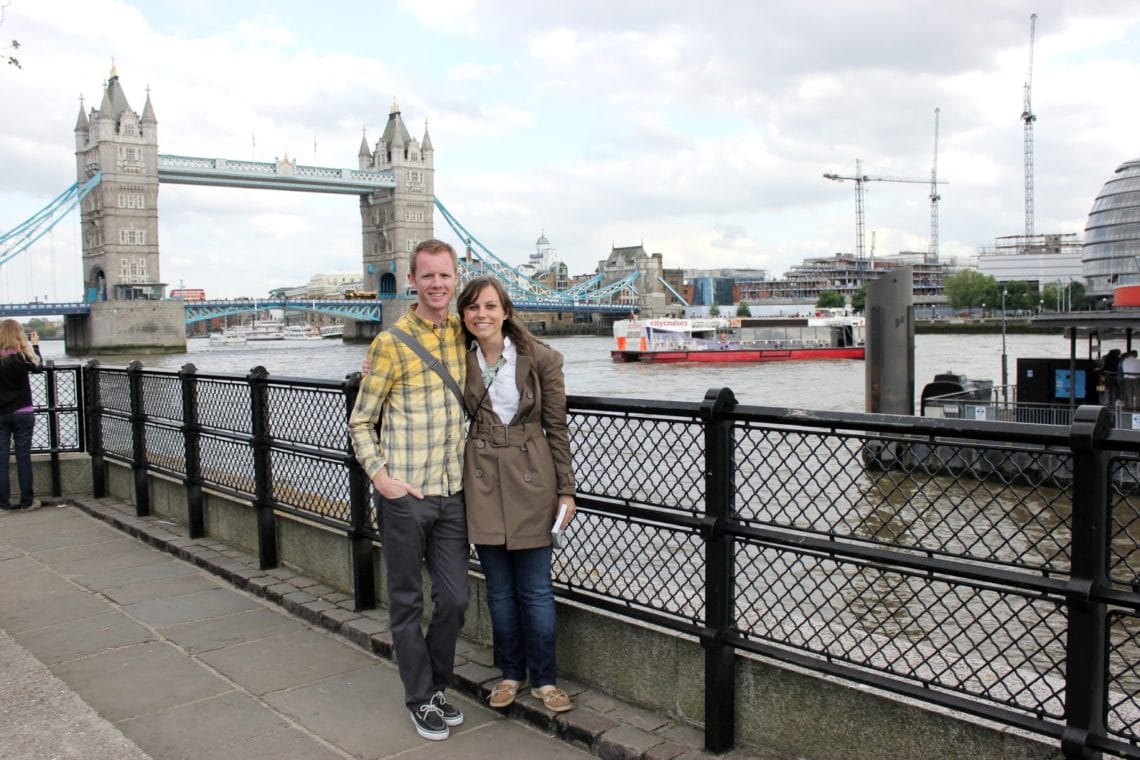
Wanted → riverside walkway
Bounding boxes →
[0,497,779,760]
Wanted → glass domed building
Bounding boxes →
[1083,158,1140,300]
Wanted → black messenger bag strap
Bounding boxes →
[388,326,470,418]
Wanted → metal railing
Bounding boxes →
[23,363,85,497]
[76,361,1140,758]
[923,385,1140,429]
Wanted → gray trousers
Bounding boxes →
[378,491,469,709]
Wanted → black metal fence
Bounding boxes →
[68,361,1140,758]
[23,363,85,496]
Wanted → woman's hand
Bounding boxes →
[28,330,38,346]
[556,496,576,530]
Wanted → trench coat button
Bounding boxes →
[521,443,527,451]
[526,390,535,399]
[524,473,532,482]
[475,468,483,477]
[476,440,485,449]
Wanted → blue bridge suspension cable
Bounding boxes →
[433,197,641,310]
[0,172,102,266]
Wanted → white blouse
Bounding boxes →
[475,336,520,424]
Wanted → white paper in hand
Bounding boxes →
[551,502,570,548]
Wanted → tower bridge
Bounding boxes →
[155,155,397,194]
[1,70,654,354]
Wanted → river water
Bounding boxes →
[38,331,1083,412]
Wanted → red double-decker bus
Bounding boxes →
[170,288,207,301]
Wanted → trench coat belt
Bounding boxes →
[469,420,544,448]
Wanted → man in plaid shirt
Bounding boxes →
[348,239,469,741]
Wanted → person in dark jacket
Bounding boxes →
[457,276,577,713]
[1099,348,1122,406]
[0,319,42,511]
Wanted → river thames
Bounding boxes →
[37,331,1086,413]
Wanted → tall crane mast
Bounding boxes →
[823,158,944,262]
[1022,12,1037,238]
[929,108,941,263]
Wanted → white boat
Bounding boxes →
[208,327,247,346]
[245,319,285,341]
[611,314,866,364]
[283,324,321,340]
[319,324,344,340]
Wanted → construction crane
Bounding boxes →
[1022,12,1037,237]
[929,108,941,263]
[823,158,944,262]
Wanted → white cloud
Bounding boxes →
[2,0,1139,302]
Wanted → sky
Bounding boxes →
[1,0,1138,302]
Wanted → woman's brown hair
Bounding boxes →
[456,276,536,353]
[0,319,38,364]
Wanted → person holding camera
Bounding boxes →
[0,320,43,512]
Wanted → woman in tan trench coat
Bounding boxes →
[457,276,577,713]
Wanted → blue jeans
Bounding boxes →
[0,411,35,508]
[476,544,558,687]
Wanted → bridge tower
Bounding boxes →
[69,69,184,353]
[358,99,435,302]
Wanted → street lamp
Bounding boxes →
[1001,289,1008,394]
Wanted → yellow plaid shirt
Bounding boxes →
[348,305,467,496]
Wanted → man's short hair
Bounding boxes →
[410,239,458,274]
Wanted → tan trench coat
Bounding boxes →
[463,340,576,549]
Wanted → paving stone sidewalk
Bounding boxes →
[0,498,779,759]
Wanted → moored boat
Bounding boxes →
[283,324,321,340]
[208,327,248,346]
[319,323,344,339]
[245,319,285,341]
[611,315,865,363]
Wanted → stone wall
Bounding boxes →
[64,301,186,355]
[12,453,93,502]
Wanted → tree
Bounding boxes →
[816,290,845,309]
[1041,280,1086,312]
[23,318,59,339]
[998,280,1035,314]
[736,300,751,317]
[709,301,720,317]
[2,2,19,69]
[1069,281,1087,310]
[943,270,999,311]
[851,285,867,314]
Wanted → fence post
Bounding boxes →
[126,360,149,516]
[1062,404,1109,760]
[343,372,376,611]
[84,360,106,498]
[43,360,62,497]
[248,365,278,570]
[699,386,738,753]
[180,363,204,539]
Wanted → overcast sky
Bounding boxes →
[1,0,1138,302]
